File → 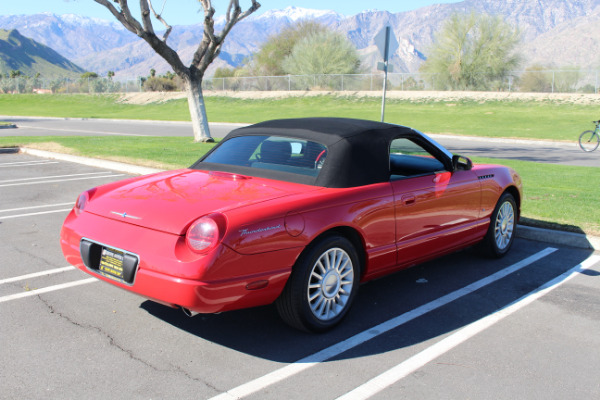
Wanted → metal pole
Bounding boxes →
[380,26,390,122]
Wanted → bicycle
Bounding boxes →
[579,120,600,152]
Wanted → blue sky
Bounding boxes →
[5,0,463,25]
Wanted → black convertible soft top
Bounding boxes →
[194,118,453,188]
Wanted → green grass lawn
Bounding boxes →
[0,93,596,141]
[1,135,598,236]
[472,157,599,236]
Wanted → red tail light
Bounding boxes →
[74,192,89,216]
[186,214,226,253]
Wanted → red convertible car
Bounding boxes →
[60,118,522,332]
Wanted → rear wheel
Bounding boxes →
[579,130,599,152]
[276,235,360,332]
[481,193,517,258]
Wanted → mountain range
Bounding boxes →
[1,0,599,79]
[0,28,84,77]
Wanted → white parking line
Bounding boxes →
[209,247,558,400]
[0,160,52,166]
[0,203,74,214]
[0,266,75,284]
[0,161,59,167]
[0,171,112,184]
[0,278,97,303]
[0,174,124,188]
[0,209,73,219]
[336,253,600,400]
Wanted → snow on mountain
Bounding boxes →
[251,6,344,22]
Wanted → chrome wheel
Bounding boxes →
[307,247,354,321]
[276,235,360,332]
[482,192,517,258]
[494,200,515,251]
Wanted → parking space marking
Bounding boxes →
[0,208,73,219]
[0,202,75,220]
[210,247,558,400]
[0,160,52,165]
[0,171,115,184]
[0,278,97,304]
[0,160,59,167]
[0,173,124,187]
[0,203,74,213]
[0,266,75,284]
[336,253,600,400]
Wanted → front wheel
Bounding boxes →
[579,130,600,152]
[481,193,517,258]
[276,235,360,332]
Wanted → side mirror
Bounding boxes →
[452,155,473,171]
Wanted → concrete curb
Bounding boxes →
[15,147,600,251]
[516,225,598,251]
[20,147,163,176]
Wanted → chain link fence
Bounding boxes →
[0,76,143,94]
[1,70,599,94]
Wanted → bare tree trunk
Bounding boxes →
[92,0,260,142]
[183,74,213,142]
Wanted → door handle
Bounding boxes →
[402,194,416,205]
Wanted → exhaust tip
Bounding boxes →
[181,307,199,318]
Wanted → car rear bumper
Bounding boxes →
[60,210,296,314]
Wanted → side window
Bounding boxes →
[389,138,446,179]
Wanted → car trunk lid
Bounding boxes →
[84,169,316,235]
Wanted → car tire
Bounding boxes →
[276,234,360,332]
[481,192,517,258]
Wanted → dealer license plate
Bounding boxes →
[99,247,127,282]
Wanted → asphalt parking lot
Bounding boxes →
[1,151,599,399]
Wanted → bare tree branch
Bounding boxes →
[233,0,260,24]
[148,0,173,42]
[140,1,155,35]
[191,0,260,74]
[92,0,138,34]
[115,0,145,35]
[201,0,217,43]
[225,0,239,23]
[91,0,261,141]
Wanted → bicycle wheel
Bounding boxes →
[579,130,600,152]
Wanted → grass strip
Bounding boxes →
[1,135,597,236]
[0,94,596,141]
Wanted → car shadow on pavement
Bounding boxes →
[141,239,596,363]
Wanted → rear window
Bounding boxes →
[202,136,328,177]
